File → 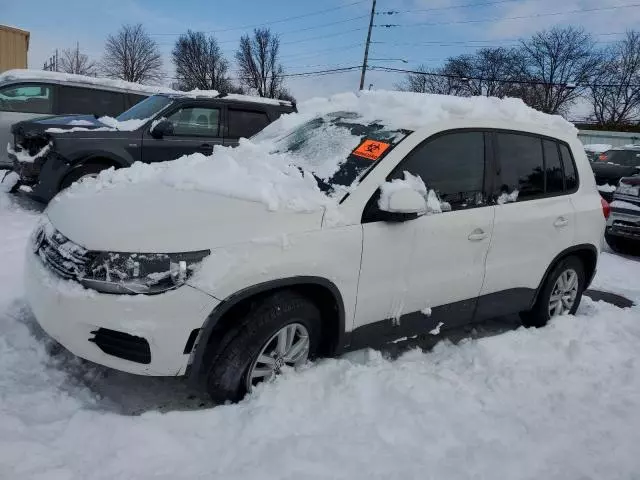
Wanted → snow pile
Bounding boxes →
[46,116,150,134]
[63,141,331,212]
[378,172,444,214]
[297,90,576,134]
[224,93,292,106]
[68,119,95,127]
[6,142,51,163]
[611,200,640,211]
[497,190,519,204]
[597,184,617,193]
[97,116,149,131]
[2,194,640,478]
[583,143,611,153]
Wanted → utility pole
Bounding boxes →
[359,0,376,90]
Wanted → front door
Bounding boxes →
[352,130,495,346]
[142,104,223,163]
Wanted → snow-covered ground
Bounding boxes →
[1,191,639,479]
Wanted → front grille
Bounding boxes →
[33,223,91,280]
[89,328,151,364]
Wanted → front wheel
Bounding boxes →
[521,256,585,328]
[59,163,111,192]
[205,291,322,403]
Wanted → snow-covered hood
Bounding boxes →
[46,183,324,252]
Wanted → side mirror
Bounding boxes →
[150,119,173,139]
[379,188,427,222]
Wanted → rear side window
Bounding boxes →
[559,144,578,191]
[543,140,564,194]
[0,83,53,114]
[388,131,487,211]
[228,109,270,139]
[59,87,125,116]
[495,133,545,201]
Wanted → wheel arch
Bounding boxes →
[531,243,598,308]
[58,155,126,190]
[187,276,346,386]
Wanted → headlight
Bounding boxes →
[81,250,210,295]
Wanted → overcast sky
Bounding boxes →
[4,0,640,116]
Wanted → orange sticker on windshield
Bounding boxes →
[352,139,391,160]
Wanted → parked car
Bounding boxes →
[605,176,640,254]
[24,92,606,402]
[590,145,640,190]
[0,69,167,168]
[7,93,295,202]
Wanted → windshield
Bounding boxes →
[256,112,410,194]
[117,95,173,122]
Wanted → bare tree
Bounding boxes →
[172,31,235,92]
[235,28,286,98]
[59,43,96,76]
[102,24,163,83]
[395,64,464,95]
[519,26,599,114]
[589,31,640,126]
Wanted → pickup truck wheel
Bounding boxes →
[205,291,322,403]
[521,256,585,328]
[59,163,111,191]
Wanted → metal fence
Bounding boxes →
[578,129,640,148]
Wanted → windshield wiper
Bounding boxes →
[296,166,332,193]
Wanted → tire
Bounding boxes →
[520,256,586,328]
[205,290,322,403]
[59,163,111,191]
[605,233,632,255]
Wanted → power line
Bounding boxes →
[381,3,640,28]
[371,65,640,88]
[379,0,534,14]
[280,44,363,60]
[281,28,366,45]
[150,0,368,35]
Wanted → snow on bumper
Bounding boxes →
[25,250,219,376]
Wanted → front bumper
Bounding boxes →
[25,250,220,376]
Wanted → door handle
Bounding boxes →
[554,217,569,228]
[468,228,488,241]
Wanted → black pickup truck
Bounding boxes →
[7,93,295,203]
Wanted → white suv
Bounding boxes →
[25,92,607,402]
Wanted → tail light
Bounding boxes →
[598,153,607,161]
[601,197,611,219]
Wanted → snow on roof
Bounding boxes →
[223,93,293,106]
[296,90,576,134]
[0,69,178,95]
[583,144,612,153]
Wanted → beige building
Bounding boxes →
[0,25,30,73]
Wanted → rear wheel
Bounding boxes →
[59,163,112,192]
[521,256,585,328]
[205,291,322,403]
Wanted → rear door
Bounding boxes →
[479,131,576,316]
[141,103,223,163]
[224,107,271,146]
